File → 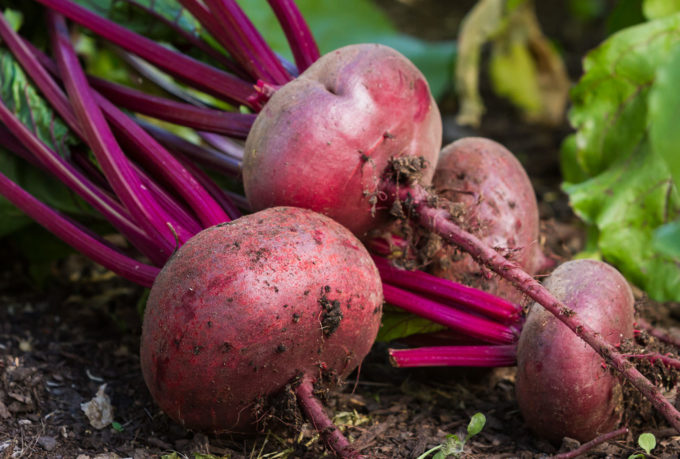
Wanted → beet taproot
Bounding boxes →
[243,43,442,237]
[515,259,635,443]
[430,137,551,303]
[140,207,383,434]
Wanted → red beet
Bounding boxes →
[430,137,551,303]
[140,207,383,436]
[243,43,442,237]
[515,259,635,443]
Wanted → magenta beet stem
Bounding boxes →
[136,120,242,178]
[119,0,245,76]
[14,31,221,240]
[198,132,245,161]
[295,375,363,459]
[266,0,321,71]
[383,284,519,345]
[35,0,257,107]
[203,0,292,85]
[49,13,181,255]
[0,170,159,287]
[373,255,522,324]
[89,77,256,138]
[388,344,517,368]
[95,93,230,229]
[171,154,242,221]
[392,181,680,433]
[0,99,167,263]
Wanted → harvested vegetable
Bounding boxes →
[430,137,551,303]
[141,207,382,455]
[243,43,443,237]
[515,259,634,443]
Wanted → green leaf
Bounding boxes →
[644,0,680,19]
[0,46,95,238]
[489,41,542,116]
[563,14,680,302]
[564,140,680,301]
[2,8,23,31]
[0,48,77,158]
[376,306,446,342]
[638,432,656,454]
[72,0,201,41]
[440,434,465,456]
[466,412,486,437]
[236,0,455,98]
[649,42,680,189]
[653,220,680,257]
[568,14,680,178]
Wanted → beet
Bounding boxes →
[140,207,383,436]
[515,259,635,443]
[430,137,551,303]
[243,43,442,237]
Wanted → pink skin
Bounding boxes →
[140,207,383,434]
[243,44,442,237]
[515,259,635,444]
[430,137,552,304]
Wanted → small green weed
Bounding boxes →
[628,432,657,458]
[417,412,486,459]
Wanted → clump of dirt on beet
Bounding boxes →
[319,287,343,338]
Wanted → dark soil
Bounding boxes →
[2,1,680,458]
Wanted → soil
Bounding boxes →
[3,1,680,458]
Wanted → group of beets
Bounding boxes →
[0,1,678,457]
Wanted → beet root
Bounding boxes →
[430,137,551,304]
[140,207,383,434]
[515,259,635,443]
[243,43,442,237]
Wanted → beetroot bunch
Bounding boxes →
[1,1,680,456]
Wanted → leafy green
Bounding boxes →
[0,46,93,238]
[0,49,76,158]
[376,306,445,343]
[72,0,201,41]
[643,0,680,19]
[236,0,455,98]
[3,8,22,31]
[416,412,486,459]
[638,432,656,455]
[649,42,680,188]
[653,221,680,257]
[562,14,680,301]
